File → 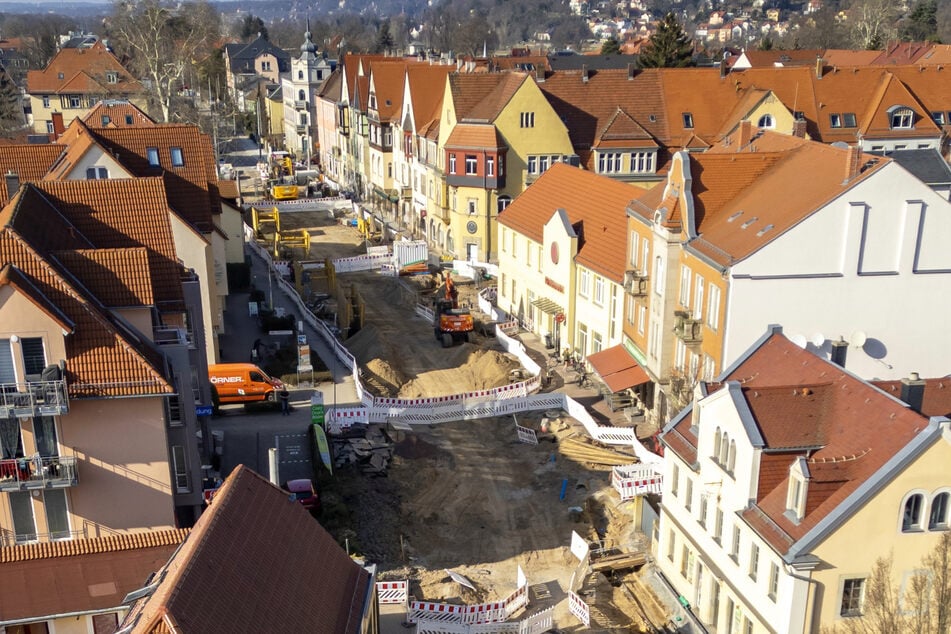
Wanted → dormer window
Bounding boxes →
[785,458,809,522]
[757,114,775,129]
[106,71,118,84]
[889,106,914,129]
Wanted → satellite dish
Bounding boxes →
[811,333,826,347]
[831,141,849,149]
[791,334,808,349]
[850,331,868,348]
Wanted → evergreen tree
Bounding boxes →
[600,37,621,55]
[638,12,694,68]
[375,21,394,53]
[900,0,939,42]
[239,15,268,42]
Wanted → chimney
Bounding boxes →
[581,64,589,83]
[900,372,926,414]
[843,145,863,183]
[534,67,545,83]
[738,120,753,148]
[815,56,824,80]
[830,337,848,367]
[719,58,728,78]
[4,171,20,197]
[627,63,636,80]
[791,118,807,138]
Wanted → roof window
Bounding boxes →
[829,113,842,128]
[146,147,160,167]
[740,217,758,229]
[727,211,743,222]
[931,111,945,125]
[842,113,856,127]
[756,224,774,237]
[682,113,694,129]
[170,147,184,167]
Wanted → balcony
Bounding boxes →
[154,326,192,347]
[673,310,703,344]
[294,100,307,110]
[0,380,69,418]
[624,270,648,296]
[401,186,412,200]
[0,455,79,492]
[295,125,308,134]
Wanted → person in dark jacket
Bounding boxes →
[279,388,290,415]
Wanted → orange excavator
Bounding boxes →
[433,274,474,347]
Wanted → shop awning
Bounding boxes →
[531,297,564,316]
[587,344,650,393]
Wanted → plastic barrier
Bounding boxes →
[612,463,663,500]
[568,591,590,627]
[375,580,408,605]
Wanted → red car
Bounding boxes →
[285,479,320,514]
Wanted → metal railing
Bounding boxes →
[0,519,123,547]
[0,455,79,492]
[0,380,69,417]
[153,326,191,346]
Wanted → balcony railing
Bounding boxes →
[0,519,123,547]
[673,310,703,344]
[154,326,192,347]
[0,455,79,492]
[294,100,307,110]
[400,186,412,200]
[0,380,69,418]
[295,125,308,134]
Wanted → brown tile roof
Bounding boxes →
[445,123,505,149]
[868,41,934,65]
[540,69,668,170]
[0,263,75,332]
[340,53,392,102]
[0,144,65,204]
[30,178,185,310]
[54,248,156,307]
[497,163,637,282]
[125,465,372,634]
[727,333,928,554]
[465,72,528,122]
[369,61,409,121]
[83,100,156,128]
[0,530,187,623]
[595,108,657,148]
[449,73,528,123]
[317,63,343,101]
[26,41,144,96]
[0,190,173,397]
[916,44,951,66]
[217,178,239,200]
[737,49,824,68]
[406,64,455,130]
[872,378,951,418]
[85,125,220,232]
[821,49,882,67]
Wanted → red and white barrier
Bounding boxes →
[375,580,408,605]
[568,591,590,627]
[612,463,663,500]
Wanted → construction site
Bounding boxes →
[245,199,686,633]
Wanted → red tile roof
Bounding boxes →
[0,530,187,622]
[125,465,372,634]
[405,64,455,130]
[872,378,951,418]
[445,123,505,149]
[665,332,931,556]
[368,61,410,121]
[449,73,528,123]
[0,144,65,204]
[26,41,144,96]
[497,162,638,282]
[83,100,156,128]
[54,248,156,307]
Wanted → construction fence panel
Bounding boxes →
[375,580,408,605]
[518,609,554,634]
[332,253,392,273]
[612,464,664,500]
[568,591,590,627]
[415,621,471,634]
[409,602,467,624]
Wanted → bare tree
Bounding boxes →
[106,0,220,122]
[824,533,951,634]
[848,0,898,49]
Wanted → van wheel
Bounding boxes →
[441,333,453,348]
[267,391,276,402]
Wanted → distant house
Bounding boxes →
[223,35,290,103]
[25,41,147,136]
[119,465,379,634]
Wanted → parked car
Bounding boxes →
[285,479,320,514]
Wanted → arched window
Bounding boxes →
[719,433,730,465]
[757,114,774,129]
[298,89,305,101]
[727,440,736,473]
[930,492,949,530]
[298,70,304,80]
[713,428,722,462]
[446,229,454,254]
[903,493,925,531]
[888,106,914,129]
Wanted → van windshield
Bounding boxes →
[249,372,266,382]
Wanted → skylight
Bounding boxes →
[741,217,759,229]
[727,211,744,222]
[756,224,775,237]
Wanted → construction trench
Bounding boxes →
[247,202,688,633]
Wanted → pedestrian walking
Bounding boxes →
[279,388,290,416]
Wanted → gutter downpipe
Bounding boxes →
[784,563,818,634]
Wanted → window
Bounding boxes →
[93,613,119,634]
[511,231,516,257]
[44,489,70,540]
[511,278,517,303]
[730,525,741,561]
[86,166,108,179]
[840,578,865,617]
[653,256,665,295]
[34,416,58,457]
[768,562,779,601]
[106,71,118,83]
[449,154,457,174]
[682,113,694,128]
[680,544,690,577]
[170,147,184,167]
[843,112,857,127]
[42,95,50,108]
[46,121,55,134]
[146,147,160,167]
[465,154,477,175]
[527,156,538,174]
[637,305,646,335]
[890,107,914,129]
[172,445,190,492]
[699,495,708,528]
[749,543,759,580]
[593,276,604,305]
[679,266,691,306]
[932,112,946,125]
[597,152,622,174]
[537,246,542,272]
[788,477,804,519]
[728,440,736,473]
[641,237,649,274]
[539,155,550,172]
[930,492,950,529]
[21,338,45,377]
[125,114,134,125]
[487,156,495,177]
[520,112,535,128]
[714,507,723,543]
[10,491,36,543]
[667,529,676,561]
[631,151,655,173]
[707,284,720,331]
[629,231,639,267]
[671,463,680,497]
[68,95,81,108]
[497,195,512,213]
[579,269,590,297]
[757,114,774,128]
[685,478,693,511]
[903,493,925,531]
[830,113,842,128]
[101,115,111,126]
